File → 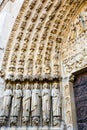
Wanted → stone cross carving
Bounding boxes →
[42,83,50,125]
[10,83,22,125]
[22,83,31,125]
[52,82,61,126]
[31,83,41,126]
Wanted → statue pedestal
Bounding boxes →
[1,127,65,130]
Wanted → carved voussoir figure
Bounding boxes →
[10,83,22,126]
[22,83,31,125]
[42,83,50,125]
[31,83,41,126]
[52,82,61,127]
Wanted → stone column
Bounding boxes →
[62,75,78,130]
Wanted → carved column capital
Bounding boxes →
[62,74,75,83]
[69,74,75,83]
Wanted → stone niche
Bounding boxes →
[0,80,66,130]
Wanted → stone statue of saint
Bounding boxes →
[10,83,22,125]
[31,83,41,126]
[0,82,12,126]
[3,83,12,117]
[42,83,50,125]
[51,82,61,126]
[22,83,31,124]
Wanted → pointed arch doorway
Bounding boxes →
[74,71,87,130]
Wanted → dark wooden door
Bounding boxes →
[74,72,87,130]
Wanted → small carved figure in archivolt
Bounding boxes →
[22,83,31,124]
[42,83,50,125]
[31,83,41,126]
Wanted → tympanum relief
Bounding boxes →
[62,6,87,75]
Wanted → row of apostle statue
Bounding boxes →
[0,82,62,127]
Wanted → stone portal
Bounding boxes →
[74,72,87,130]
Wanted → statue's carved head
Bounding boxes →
[16,83,21,89]
[43,83,49,89]
[53,82,58,88]
[25,83,30,89]
[34,83,39,89]
[6,82,12,89]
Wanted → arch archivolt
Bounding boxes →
[0,0,87,129]
[1,0,86,82]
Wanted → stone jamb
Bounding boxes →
[62,74,78,130]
